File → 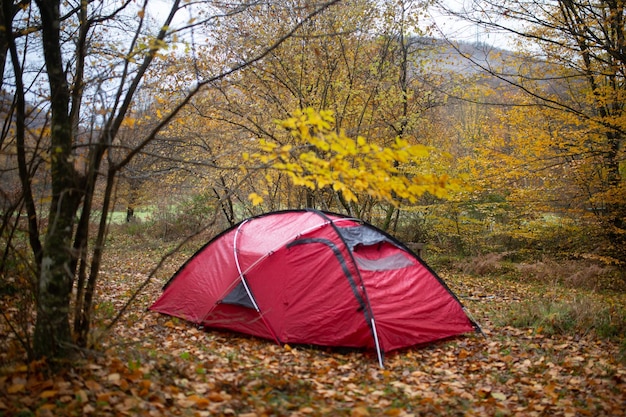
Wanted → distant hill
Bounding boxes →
[410,36,516,76]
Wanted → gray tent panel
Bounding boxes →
[222,281,255,309]
[337,225,397,250]
[355,253,415,271]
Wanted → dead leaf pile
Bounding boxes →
[1,246,624,416]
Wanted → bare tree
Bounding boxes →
[1,0,341,363]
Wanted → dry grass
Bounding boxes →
[498,295,625,339]
[516,258,616,291]
[449,251,623,292]
[452,252,513,276]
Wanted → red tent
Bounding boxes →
[150,210,479,366]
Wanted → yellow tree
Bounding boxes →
[187,0,452,228]
[411,70,510,253]
[437,0,626,262]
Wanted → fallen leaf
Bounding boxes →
[7,384,25,394]
[75,389,89,402]
[191,395,210,408]
[492,392,507,401]
[107,373,121,384]
[97,392,113,403]
[207,391,224,402]
[351,406,370,417]
[39,390,58,399]
[84,379,103,392]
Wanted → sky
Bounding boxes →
[425,0,516,50]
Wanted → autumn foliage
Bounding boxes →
[1,2,625,414]
[245,108,461,206]
[1,240,624,416]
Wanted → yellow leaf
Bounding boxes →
[121,117,136,128]
[248,193,264,206]
[40,390,58,399]
[332,182,345,192]
[7,384,25,394]
[258,139,278,152]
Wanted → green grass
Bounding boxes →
[106,208,153,224]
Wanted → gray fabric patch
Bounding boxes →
[355,253,414,271]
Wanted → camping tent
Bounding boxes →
[150,209,479,366]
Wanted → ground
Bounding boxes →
[0,243,625,416]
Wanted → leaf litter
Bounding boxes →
[1,246,624,416]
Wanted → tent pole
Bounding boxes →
[314,210,386,368]
[233,220,282,346]
[371,318,384,368]
[233,221,257,309]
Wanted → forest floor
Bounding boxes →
[1,239,625,417]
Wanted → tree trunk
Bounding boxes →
[33,0,82,359]
[74,170,115,347]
